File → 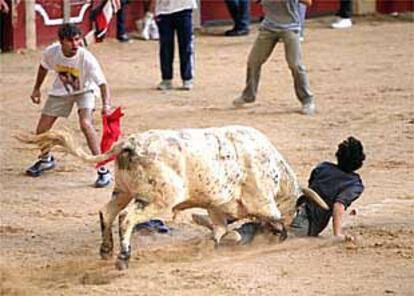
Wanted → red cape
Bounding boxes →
[96,106,124,168]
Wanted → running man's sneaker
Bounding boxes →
[95,167,112,188]
[26,155,56,177]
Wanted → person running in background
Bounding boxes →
[233,0,316,115]
[116,0,131,42]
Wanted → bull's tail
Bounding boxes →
[15,130,123,164]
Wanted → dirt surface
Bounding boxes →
[1,15,413,296]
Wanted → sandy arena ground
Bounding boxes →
[1,15,413,296]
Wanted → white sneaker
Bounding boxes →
[301,101,316,115]
[157,80,173,91]
[182,80,193,90]
[331,18,352,29]
[232,96,252,107]
[95,167,112,188]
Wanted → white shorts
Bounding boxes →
[42,91,95,118]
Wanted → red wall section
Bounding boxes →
[307,0,339,16]
[3,0,413,51]
[3,1,26,51]
[35,0,94,46]
[377,0,414,14]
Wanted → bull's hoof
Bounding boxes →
[100,246,113,260]
[278,228,288,242]
[214,240,220,249]
[100,250,113,260]
[115,258,129,270]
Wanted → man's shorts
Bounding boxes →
[42,91,95,118]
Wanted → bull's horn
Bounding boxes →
[302,188,329,210]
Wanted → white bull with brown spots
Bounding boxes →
[17,125,328,270]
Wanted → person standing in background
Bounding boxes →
[0,0,10,52]
[155,0,197,91]
[233,0,316,115]
[224,0,250,36]
[331,0,353,29]
[116,0,131,42]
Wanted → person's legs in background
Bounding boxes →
[156,13,175,90]
[299,3,307,41]
[175,9,194,90]
[224,0,250,36]
[283,30,315,115]
[116,0,130,42]
[234,29,278,107]
[331,0,353,29]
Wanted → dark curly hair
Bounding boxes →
[58,23,81,40]
[335,136,365,172]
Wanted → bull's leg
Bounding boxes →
[116,201,161,270]
[207,209,228,248]
[245,199,288,242]
[99,190,133,259]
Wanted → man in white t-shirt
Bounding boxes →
[26,23,113,188]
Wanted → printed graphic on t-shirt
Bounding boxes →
[56,64,81,93]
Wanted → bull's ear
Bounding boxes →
[302,187,329,210]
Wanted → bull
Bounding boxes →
[17,125,328,270]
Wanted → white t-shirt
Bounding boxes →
[155,0,197,16]
[41,43,106,96]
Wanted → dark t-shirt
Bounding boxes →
[305,162,364,236]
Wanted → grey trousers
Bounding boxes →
[241,28,314,105]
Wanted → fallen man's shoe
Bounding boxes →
[134,219,170,233]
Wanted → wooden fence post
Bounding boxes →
[25,0,36,50]
[63,0,71,23]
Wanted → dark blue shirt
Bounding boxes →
[305,162,364,236]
